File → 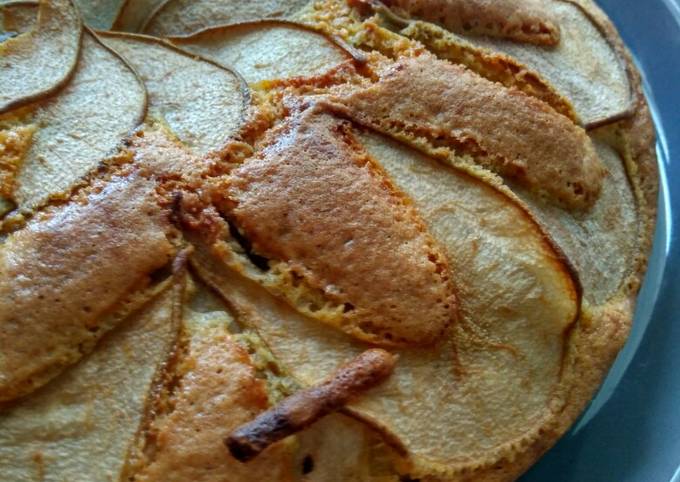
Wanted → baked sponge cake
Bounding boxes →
[0,0,657,481]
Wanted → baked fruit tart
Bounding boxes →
[0,0,658,481]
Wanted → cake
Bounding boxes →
[0,0,658,481]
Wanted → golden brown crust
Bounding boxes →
[226,348,396,461]
[215,106,457,346]
[0,125,33,203]
[429,1,657,480]
[0,0,659,481]
[325,53,605,209]
[380,0,561,46]
[0,173,176,402]
[389,18,579,123]
[132,325,295,482]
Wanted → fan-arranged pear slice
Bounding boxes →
[99,32,248,155]
[143,0,310,37]
[129,281,297,482]
[463,0,633,128]
[114,0,170,32]
[169,20,360,85]
[188,126,580,479]
[73,0,125,29]
[325,53,604,210]
[363,2,578,123]
[0,171,178,402]
[378,0,561,46]
[182,107,457,347]
[0,0,82,114]
[513,139,638,305]
[0,282,181,481]
[0,0,37,41]
[5,30,146,216]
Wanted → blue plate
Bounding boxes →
[521,1,680,481]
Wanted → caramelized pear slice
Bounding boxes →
[186,108,456,346]
[0,0,37,40]
[466,0,633,128]
[325,54,604,210]
[0,0,82,114]
[11,31,146,214]
[170,20,356,85]
[100,32,248,155]
[190,130,579,479]
[131,291,296,482]
[144,0,310,36]
[380,0,561,46]
[0,283,181,481]
[73,0,125,29]
[0,173,177,402]
[366,4,578,123]
[514,140,638,305]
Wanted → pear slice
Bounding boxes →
[73,0,125,29]
[381,0,561,46]
[8,30,146,215]
[363,3,578,123]
[183,108,456,347]
[0,0,82,114]
[114,0,169,32]
[100,32,248,155]
[0,0,37,41]
[0,282,181,481]
[129,280,297,482]
[170,20,358,85]
[465,0,633,128]
[513,139,638,305]
[143,0,310,37]
[325,53,604,210]
[190,128,580,478]
[0,171,178,402]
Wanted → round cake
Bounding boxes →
[0,0,658,481]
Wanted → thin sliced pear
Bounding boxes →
[0,172,177,402]
[382,0,561,46]
[514,139,638,305]
[73,0,125,29]
[10,30,146,214]
[0,0,82,114]
[0,0,37,40]
[130,281,296,482]
[144,0,310,37]
[206,109,455,346]
[190,129,579,478]
[367,5,578,123]
[100,32,248,155]
[114,0,168,32]
[0,284,180,481]
[170,20,355,84]
[156,279,391,482]
[325,53,603,210]
[466,0,633,128]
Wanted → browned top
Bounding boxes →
[133,329,293,482]
[0,173,175,402]
[383,0,561,45]
[0,125,33,200]
[221,107,456,346]
[226,348,396,461]
[127,127,209,192]
[327,54,605,209]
